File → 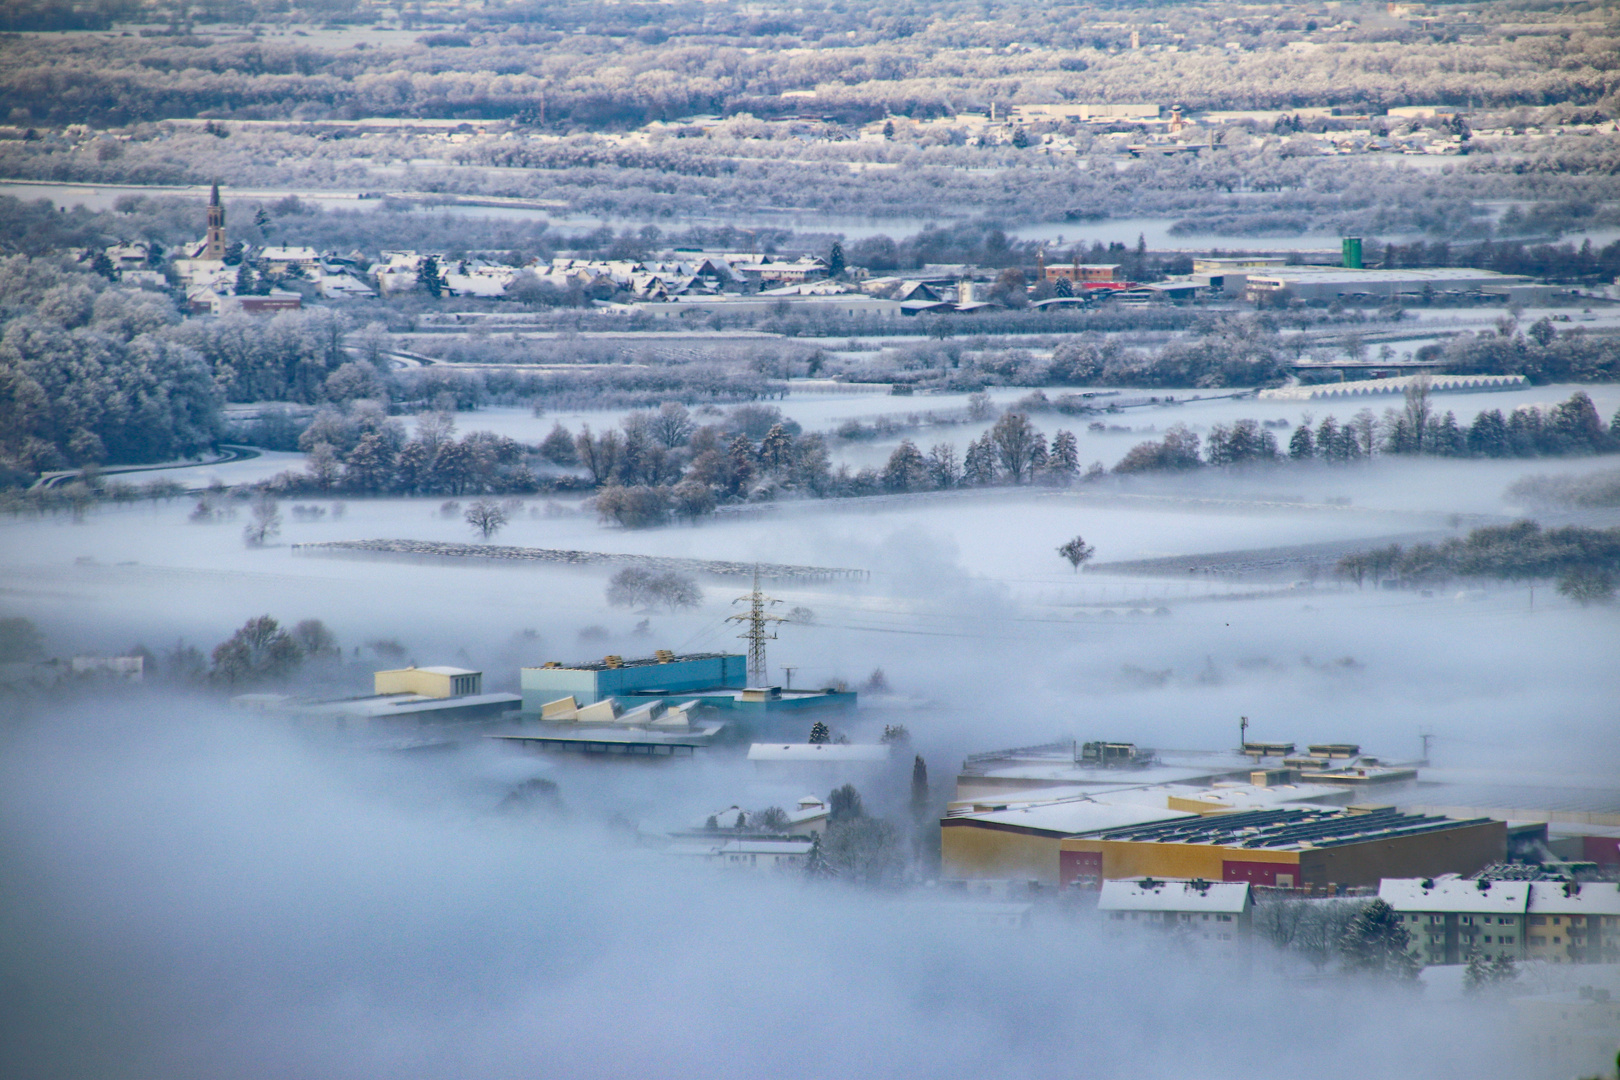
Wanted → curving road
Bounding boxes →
[32,444,262,491]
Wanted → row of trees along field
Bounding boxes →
[1113,390,1619,475]
[253,380,1620,526]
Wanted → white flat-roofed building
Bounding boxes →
[1011,103,1159,123]
[1244,266,1524,301]
[258,246,321,271]
[1098,877,1252,940]
[649,294,904,319]
[747,742,891,763]
[667,837,814,871]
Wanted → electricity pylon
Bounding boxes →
[728,567,786,683]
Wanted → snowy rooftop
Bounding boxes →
[297,692,518,719]
[1527,881,1620,916]
[1378,876,1531,914]
[970,763,1246,787]
[945,798,1191,838]
[1165,782,1352,810]
[747,743,890,762]
[1076,806,1492,851]
[1099,878,1252,914]
[669,838,813,857]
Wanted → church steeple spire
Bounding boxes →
[202,181,227,261]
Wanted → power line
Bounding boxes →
[727,566,787,682]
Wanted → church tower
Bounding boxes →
[202,182,226,261]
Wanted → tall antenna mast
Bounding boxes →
[728,566,786,683]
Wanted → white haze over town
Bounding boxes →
[5,377,1620,1078]
[6,0,1620,1071]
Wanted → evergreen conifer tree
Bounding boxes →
[910,755,929,822]
[1339,899,1421,981]
[1288,424,1315,460]
[804,832,835,879]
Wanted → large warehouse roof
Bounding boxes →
[1075,806,1495,850]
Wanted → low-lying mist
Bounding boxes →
[4,434,1619,1078]
[0,700,1543,1080]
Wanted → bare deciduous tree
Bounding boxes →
[464,498,509,540]
[242,495,281,547]
[605,567,702,611]
[1058,535,1095,572]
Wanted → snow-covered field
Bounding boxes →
[4,461,1616,787]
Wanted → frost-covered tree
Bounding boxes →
[882,438,929,492]
[210,615,303,685]
[963,435,998,485]
[1046,429,1079,485]
[925,442,959,489]
[242,494,281,547]
[989,412,1042,482]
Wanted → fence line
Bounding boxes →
[290,538,868,582]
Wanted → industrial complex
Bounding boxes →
[938,736,1620,944]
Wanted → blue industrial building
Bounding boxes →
[520,652,748,714]
[519,651,855,723]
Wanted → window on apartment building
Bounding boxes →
[1552,917,1562,925]
[1219,915,1232,922]
[1484,936,1492,944]
[1553,937,1562,944]
[1530,935,1546,945]
[1500,936,1514,944]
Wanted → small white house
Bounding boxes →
[746,743,890,763]
[667,837,814,872]
[786,795,830,835]
[258,246,321,271]
[1097,878,1252,941]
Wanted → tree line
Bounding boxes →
[4,1,1612,129]
[1113,389,1619,476]
[0,255,220,482]
[1336,520,1620,604]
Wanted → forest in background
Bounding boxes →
[1,0,1618,237]
[3,0,1617,125]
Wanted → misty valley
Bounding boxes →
[2,2,1620,1079]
